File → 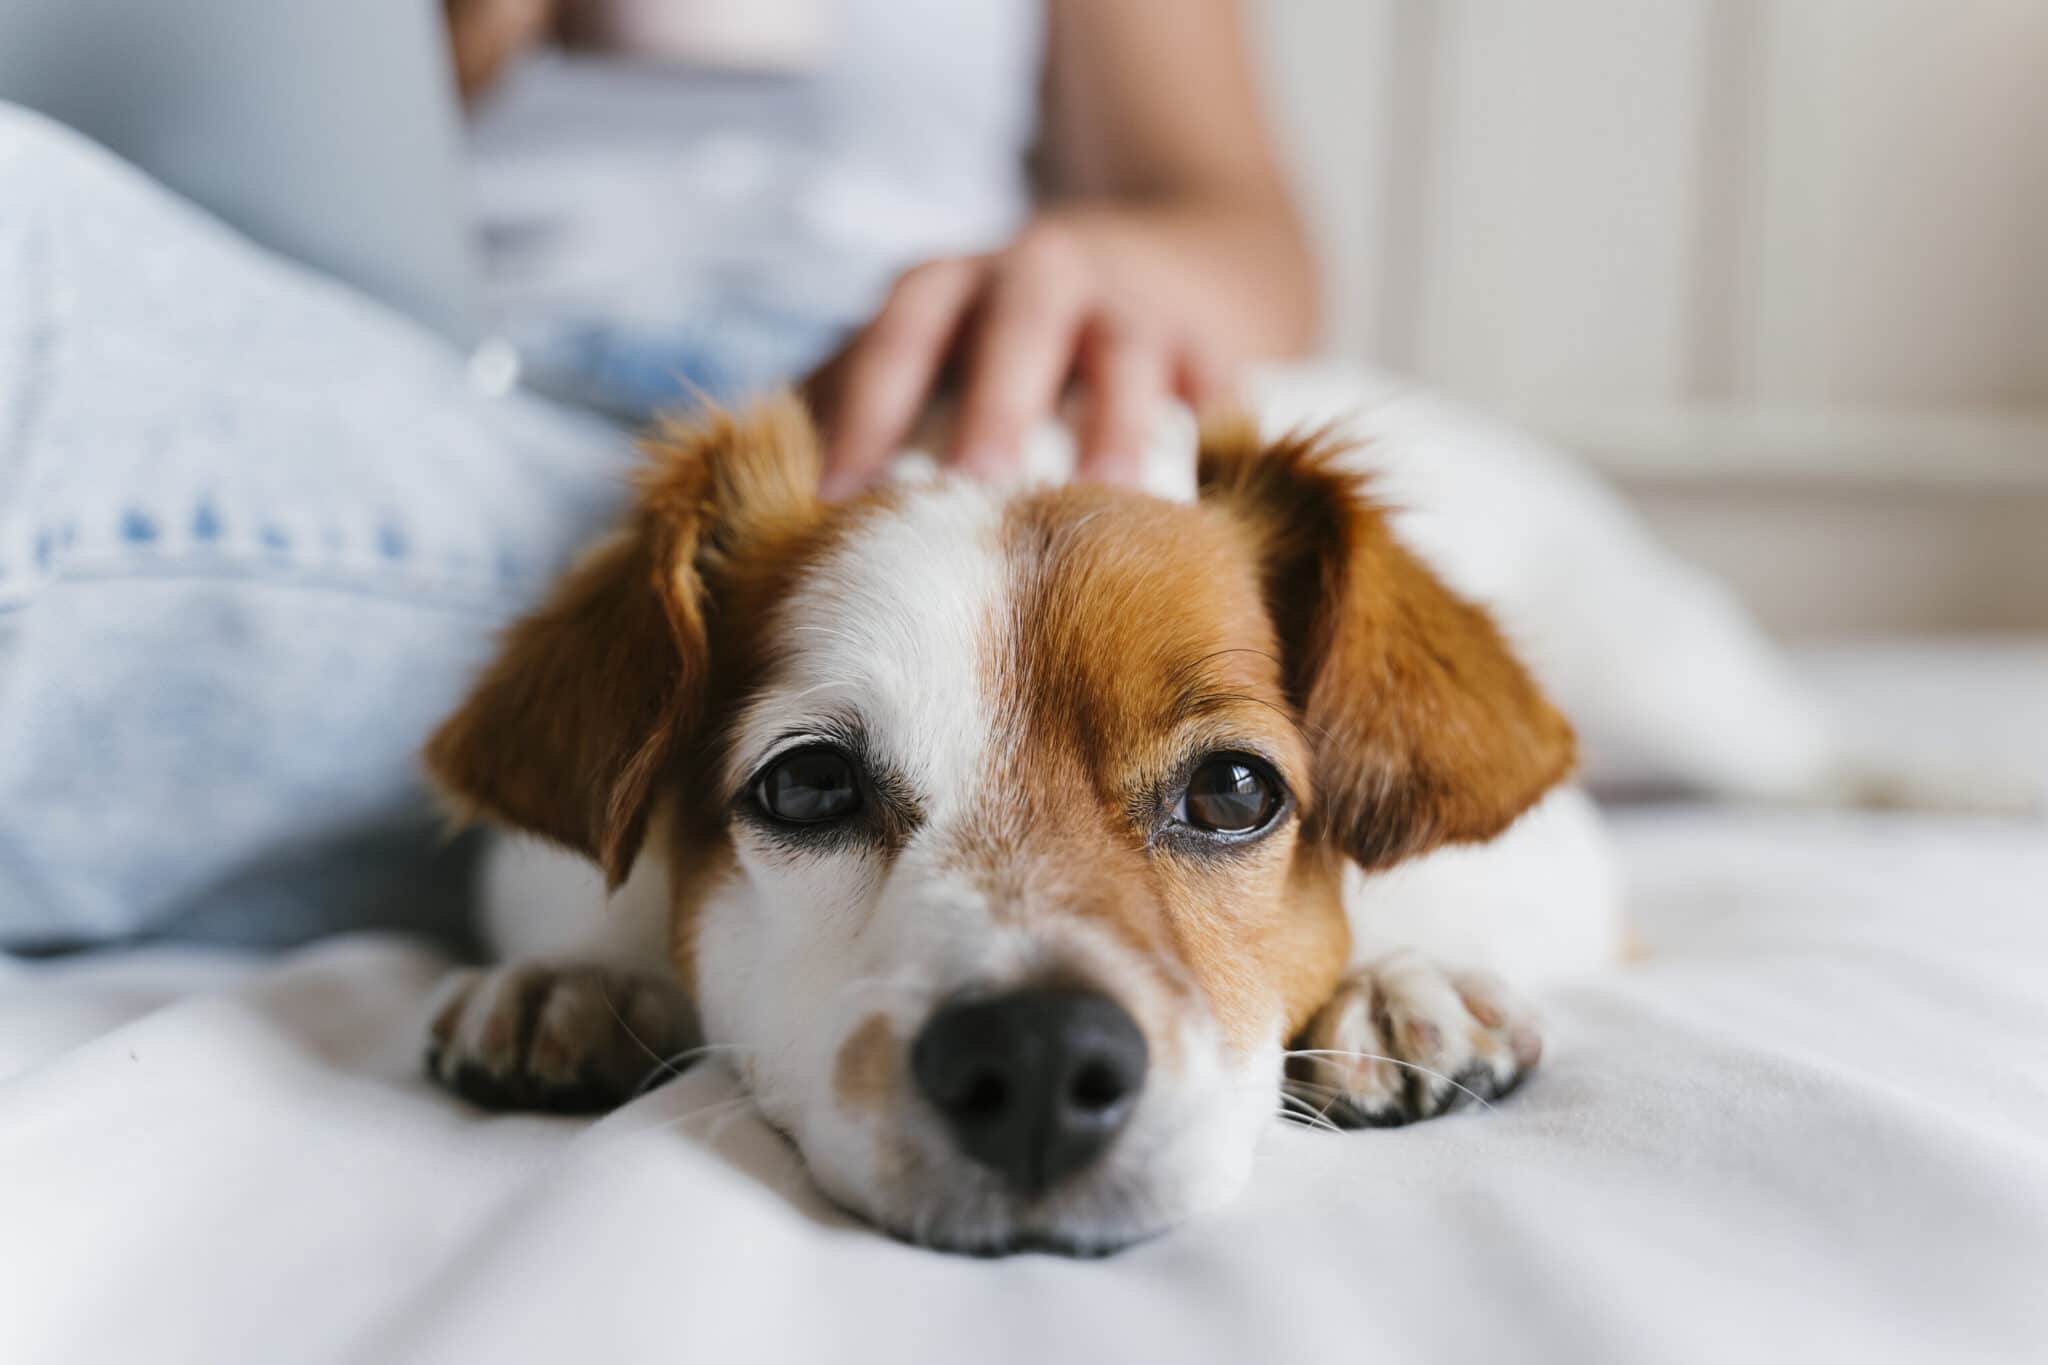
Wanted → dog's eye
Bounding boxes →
[1179,755,1281,834]
[758,748,862,824]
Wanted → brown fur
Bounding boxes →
[423,395,835,893]
[834,1012,901,1115]
[421,524,682,887]
[1197,418,1576,870]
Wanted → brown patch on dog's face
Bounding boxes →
[960,487,1349,1053]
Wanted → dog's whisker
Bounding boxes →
[1278,1077,1347,1127]
[628,1040,758,1098]
[596,979,682,1084]
[700,1098,766,1154]
[1275,1088,1334,1122]
[607,1094,758,1142]
[1284,1048,1499,1112]
[1279,1078,1361,1127]
[656,1040,758,1066]
[662,1097,758,1138]
[1278,1112,1344,1137]
[1275,1090,1345,1134]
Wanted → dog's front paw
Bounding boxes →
[425,963,697,1114]
[1285,954,1541,1129]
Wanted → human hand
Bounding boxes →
[807,211,1240,499]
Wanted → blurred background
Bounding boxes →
[10,0,2042,638]
[1254,0,2048,637]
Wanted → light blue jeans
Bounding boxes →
[0,107,834,952]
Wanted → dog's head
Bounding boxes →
[426,396,1571,1253]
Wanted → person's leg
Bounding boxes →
[0,106,633,951]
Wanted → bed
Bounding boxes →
[4,639,2044,1365]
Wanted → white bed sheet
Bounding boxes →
[4,642,2046,1365]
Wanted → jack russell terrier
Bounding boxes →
[420,393,1622,1254]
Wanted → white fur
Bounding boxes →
[723,480,1004,818]
[1346,785,1623,990]
[479,823,669,969]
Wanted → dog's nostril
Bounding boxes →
[911,988,1149,1198]
[1069,1059,1126,1112]
[960,1071,1009,1118]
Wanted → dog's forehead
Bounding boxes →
[724,480,1006,810]
[998,487,1287,739]
[726,480,1288,799]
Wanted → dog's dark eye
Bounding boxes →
[758,748,861,824]
[1180,755,1281,834]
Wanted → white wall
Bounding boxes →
[1249,0,2048,633]
[1252,0,2048,425]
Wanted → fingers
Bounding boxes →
[1074,316,1170,487]
[1171,342,1235,415]
[816,220,1234,498]
[819,257,983,499]
[948,227,1093,480]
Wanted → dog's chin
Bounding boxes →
[833,1176,1187,1259]
[799,1117,1264,1259]
[882,1222,1161,1260]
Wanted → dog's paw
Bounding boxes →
[424,963,698,1114]
[1284,954,1541,1129]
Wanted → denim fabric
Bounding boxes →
[510,297,849,426]
[0,106,803,951]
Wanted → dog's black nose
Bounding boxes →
[911,988,1148,1197]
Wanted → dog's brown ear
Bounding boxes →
[423,395,822,887]
[1199,418,1574,871]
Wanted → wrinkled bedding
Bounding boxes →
[4,640,2046,1365]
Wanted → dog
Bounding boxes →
[419,393,1621,1254]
